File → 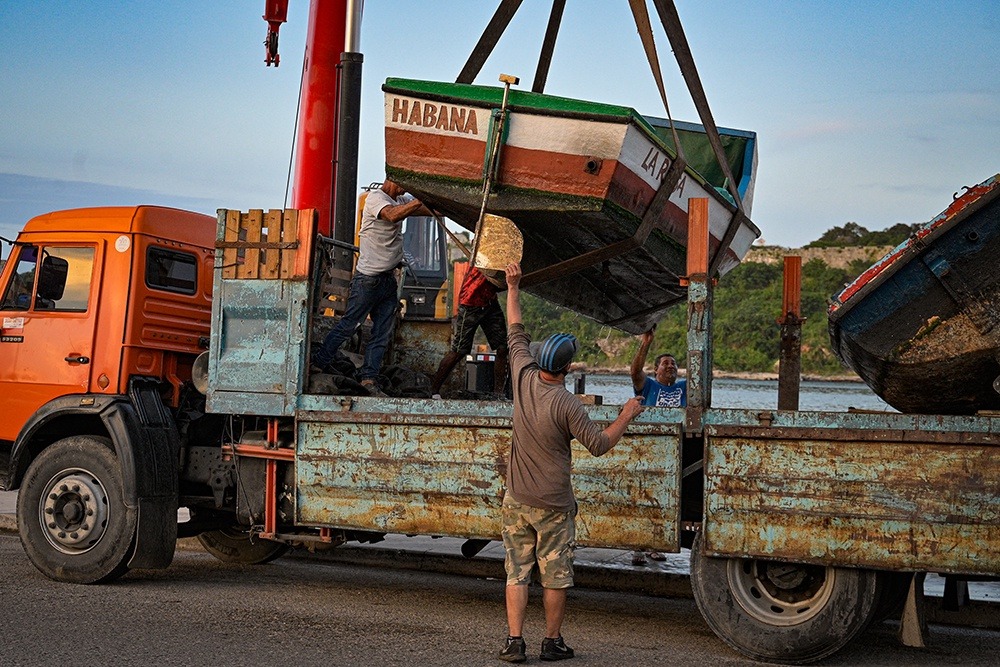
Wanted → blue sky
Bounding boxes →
[2,0,998,259]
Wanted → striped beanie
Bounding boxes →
[534,333,578,372]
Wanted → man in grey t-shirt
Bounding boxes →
[313,179,430,394]
[497,262,643,663]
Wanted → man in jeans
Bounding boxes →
[429,265,508,397]
[313,179,431,394]
[498,262,644,663]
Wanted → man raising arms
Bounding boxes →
[498,262,644,662]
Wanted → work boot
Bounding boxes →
[360,378,388,397]
[498,636,527,663]
[540,636,574,661]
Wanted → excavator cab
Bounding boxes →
[399,214,448,321]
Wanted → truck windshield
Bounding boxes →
[0,245,38,311]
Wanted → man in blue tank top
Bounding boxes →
[631,330,687,408]
[629,328,686,565]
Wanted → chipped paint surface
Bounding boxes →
[391,319,453,379]
[207,278,310,417]
[295,399,683,550]
[830,173,1000,313]
[703,408,1000,575]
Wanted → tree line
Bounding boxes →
[517,222,914,376]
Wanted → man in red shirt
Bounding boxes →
[430,265,508,397]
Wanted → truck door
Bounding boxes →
[0,243,100,442]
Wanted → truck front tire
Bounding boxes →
[690,533,878,664]
[17,436,137,584]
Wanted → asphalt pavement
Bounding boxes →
[3,489,998,631]
[0,490,692,597]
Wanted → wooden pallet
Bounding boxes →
[216,209,316,280]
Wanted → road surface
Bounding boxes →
[2,535,999,666]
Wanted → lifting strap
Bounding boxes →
[627,0,685,162]
[532,0,566,93]
[456,0,524,84]
[650,0,748,276]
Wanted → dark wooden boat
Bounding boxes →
[828,174,1000,414]
[382,78,759,334]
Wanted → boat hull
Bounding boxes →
[829,175,1000,414]
[382,78,759,334]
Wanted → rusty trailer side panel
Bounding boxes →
[702,408,1000,576]
[294,398,683,551]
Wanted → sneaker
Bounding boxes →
[498,636,527,663]
[540,636,574,661]
[360,379,388,397]
[647,550,666,561]
[631,550,647,566]
[431,393,442,400]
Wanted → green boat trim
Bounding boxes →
[385,77,650,128]
[385,78,730,206]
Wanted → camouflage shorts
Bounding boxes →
[500,494,576,589]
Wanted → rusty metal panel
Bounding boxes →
[704,415,1000,576]
[391,319,454,379]
[294,400,682,550]
[206,278,310,417]
[704,406,1000,438]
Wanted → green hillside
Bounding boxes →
[517,222,913,376]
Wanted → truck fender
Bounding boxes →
[8,386,179,570]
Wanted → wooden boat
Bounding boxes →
[828,174,1000,414]
[382,78,760,334]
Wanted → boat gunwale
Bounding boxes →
[828,175,1000,323]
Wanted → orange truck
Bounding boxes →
[0,206,216,582]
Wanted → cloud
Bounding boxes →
[0,173,217,256]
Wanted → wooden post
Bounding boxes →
[685,197,712,434]
[777,256,804,410]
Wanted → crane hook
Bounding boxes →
[262,0,289,67]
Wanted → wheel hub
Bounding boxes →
[40,470,109,554]
[727,558,836,626]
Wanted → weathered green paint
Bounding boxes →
[294,400,683,551]
[384,77,656,134]
[207,277,310,417]
[702,408,1000,575]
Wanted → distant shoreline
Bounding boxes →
[567,365,864,383]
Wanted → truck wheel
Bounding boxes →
[690,533,878,664]
[198,529,289,564]
[17,436,137,584]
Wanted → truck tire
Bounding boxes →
[197,529,289,565]
[872,571,911,623]
[17,436,137,584]
[690,533,878,664]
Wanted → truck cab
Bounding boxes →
[0,206,215,582]
[0,206,214,445]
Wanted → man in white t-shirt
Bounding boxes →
[313,178,430,395]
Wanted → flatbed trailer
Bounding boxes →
[203,204,999,663]
[1,3,996,662]
[1,201,997,664]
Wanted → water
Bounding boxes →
[568,373,895,412]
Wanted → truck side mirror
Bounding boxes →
[36,255,69,303]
